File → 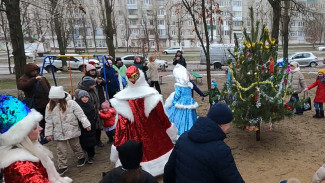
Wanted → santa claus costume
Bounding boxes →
[109,66,178,176]
[0,95,72,183]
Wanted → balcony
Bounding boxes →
[126,4,137,9]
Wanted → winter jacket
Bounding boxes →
[17,63,51,109]
[76,99,97,149]
[100,166,158,183]
[312,164,325,183]
[75,82,102,129]
[112,64,127,77]
[99,108,116,128]
[289,69,307,94]
[147,62,159,82]
[45,100,91,141]
[308,77,325,103]
[101,64,120,96]
[203,88,221,105]
[164,117,244,183]
[84,73,107,104]
[172,51,187,68]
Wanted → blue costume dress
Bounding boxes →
[165,64,198,135]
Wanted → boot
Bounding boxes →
[320,110,324,118]
[313,109,320,118]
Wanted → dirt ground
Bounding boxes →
[44,69,325,183]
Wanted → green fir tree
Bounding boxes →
[221,8,293,138]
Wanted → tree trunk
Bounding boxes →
[268,0,281,42]
[282,0,290,59]
[3,0,26,82]
[104,0,115,59]
[0,12,12,74]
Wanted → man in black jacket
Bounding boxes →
[172,50,186,68]
[164,103,244,183]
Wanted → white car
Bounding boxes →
[163,47,183,55]
[121,55,168,70]
[44,54,101,72]
[10,51,35,59]
[277,52,318,67]
[318,46,325,51]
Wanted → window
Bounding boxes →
[233,21,242,26]
[171,30,176,35]
[96,28,103,36]
[118,10,122,15]
[130,19,137,25]
[224,30,230,35]
[127,0,136,4]
[149,20,154,25]
[129,9,137,15]
[119,20,124,25]
[290,31,298,37]
[87,40,93,47]
[96,40,107,48]
[145,0,152,5]
[220,1,231,7]
[131,28,138,34]
[188,21,193,26]
[122,40,126,47]
[233,1,242,7]
[158,29,166,35]
[233,11,242,17]
[158,20,165,25]
[157,0,164,6]
[157,9,165,16]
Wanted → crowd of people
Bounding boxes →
[0,52,325,183]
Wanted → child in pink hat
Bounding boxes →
[99,100,116,143]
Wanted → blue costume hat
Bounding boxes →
[0,95,42,146]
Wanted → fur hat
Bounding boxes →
[117,140,143,169]
[207,103,233,124]
[318,69,325,75]
[78,90,90,100]
[86,64,96,72]
[49,86,66,99]
[0,95,42,146]
[101,100,110,109]
[290,61,299,68]
[82,76,96,88]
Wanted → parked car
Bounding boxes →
[9,51,35,59]
[121,55,168,70]
[43,54,101,72]
[163,47,183,54]
[318,46,325,51]
[277,52,318,67]
[200,44,235,69]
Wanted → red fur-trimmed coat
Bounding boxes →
[99,108,116,127]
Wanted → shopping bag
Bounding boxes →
[303,92,312,111]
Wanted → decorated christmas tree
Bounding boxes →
[221,8,294,140]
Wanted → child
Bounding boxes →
[99,100,116,143]
[45,86,91,175]
[75,90,97,164]
[203,80,221,107]
[305,69,325,118]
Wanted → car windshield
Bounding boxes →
[288,54,296,58]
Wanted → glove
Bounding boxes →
[303,88,308,92]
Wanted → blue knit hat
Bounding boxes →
[207,103,233,124]
[0,95,42,146]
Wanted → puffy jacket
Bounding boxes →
[289,69,307,94]
[147,62,159,82]
[308,77,325,103]
[45,100,91,140]
[99,108,116,127]
[17,63,51,109]
[164,117,244,183]
[172,51,187,68]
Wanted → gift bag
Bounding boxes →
[303,92,312,111]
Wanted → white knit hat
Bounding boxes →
[49,86,66,99]
[86,64,96,72]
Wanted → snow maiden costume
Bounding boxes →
[0,95,72,183]
[109,66,178,176]
[165,64,198,135]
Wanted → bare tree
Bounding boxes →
[89,15,98,52]
[2,0,26,81]
[181,0,212,89]
[103,0,115,58]
[0,10,12,74]
[123,12,131,52]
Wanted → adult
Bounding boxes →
[75,76,104,147]
[101,60,120,99]
[133,56,148,80]
[17,63,51,141]
[100,140,157,183]
[172,50,186,68]
[147,56,161,94]
[288,61,307,115]
[110,66,178,176]
[165,64,198,135]
[85,64,107,104]
[112,57,127,78]
[164,103,244,183]
[0,95,72,183]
